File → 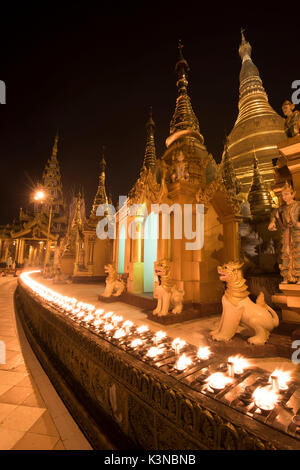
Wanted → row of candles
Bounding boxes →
[20,271,293,413]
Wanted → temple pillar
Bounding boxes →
[18,239,25,264]
[220,215,240,263]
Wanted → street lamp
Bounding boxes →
[33,189,53,270]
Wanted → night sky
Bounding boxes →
[0,2,298,224]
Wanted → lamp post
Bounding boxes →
[34,189,53,270]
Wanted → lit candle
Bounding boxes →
[205,372,232,391]
[227,355,249,375]
[153,330,166,345]
[197,346,211,361]
[172,338,186,355]
[269,369,291,391]
[137,325,149,335]
[175,353,192,371]
[252,386,278,411]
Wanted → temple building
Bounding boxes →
[59,151,113,281]
[0,134,67,268]
[225,30,285,195]
[113,42,240,308]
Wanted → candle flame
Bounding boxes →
[147,345,165,358]
[137,325,149,334]
[114,328,126,339]
[253,386,279,411]
[172,337,186,352]
[131,339,143,348]
[197,346,212,360]
[228,355,249,375]
[269,369,291,390]
[175,353,192,371]
[206,372,232,390]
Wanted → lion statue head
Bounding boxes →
[217,261,244,284]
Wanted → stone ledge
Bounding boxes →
[14,280,300,450]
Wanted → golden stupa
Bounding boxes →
[226,29,285,194]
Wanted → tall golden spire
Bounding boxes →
[90,147,108,218]
[42,131,65,220]
[167,40,203,147]
[226,29,285,194]
[143,107,157,170]
[51,130,59,159]
[247,147,273,218]
[236,28,278,126]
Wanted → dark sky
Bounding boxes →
[0,2,298,224]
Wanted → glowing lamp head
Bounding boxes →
[34,190,46,201]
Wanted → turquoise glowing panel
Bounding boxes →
[144,212,158,292]
[118,224,126,274]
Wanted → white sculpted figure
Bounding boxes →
[211,261,279,345]
[102,264,125,297]
[153,259,184,316]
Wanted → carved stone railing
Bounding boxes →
[14,280,300,450]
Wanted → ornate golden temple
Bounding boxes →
[8,31,300,451]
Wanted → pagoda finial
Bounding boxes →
[90,148,108,219]
[100,145,106,174]
[143,106,157,169]
[175,39,190,95]
[52,130,59,158]
[239,27,252,63]
[168,41,202,144]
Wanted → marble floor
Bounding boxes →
[0,276,92,450]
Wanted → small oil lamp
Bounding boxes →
[130,338,144,349]
[153,331,166,345]
[103,323,114,333]
[206,372,232,391]
[172,337,186,355]
[123,320,134,334]
[252,386,279,411]
[175,353,192,371]
[95,309,104,317]
[137,325,149,335]
[227,355,249,376]
[146,345,165,359]
[269,369,291,391]
[93,318,103,328]
[114,328,126,339]
[112,314,123,327]
[197,346,212,361]
[83,313,94,323]
[103,311,114,320]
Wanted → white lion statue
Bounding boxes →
[211,261,279,345]
[102,264,125,298]
[153,259,184,316]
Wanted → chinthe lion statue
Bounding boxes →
[211,261,279,345]
[153,259,184,316]
[102,264,125,297]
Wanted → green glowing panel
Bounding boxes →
[118,224,126,274]
[144,212,158,293]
